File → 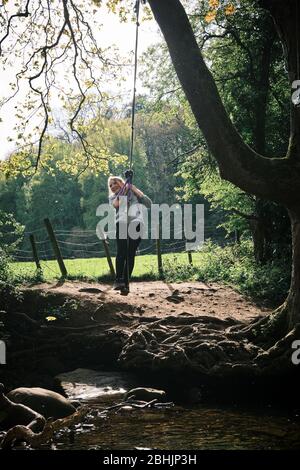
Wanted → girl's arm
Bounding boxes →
[131,185,152,208]
[131,184,144,199]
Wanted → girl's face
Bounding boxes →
[109,179,122,194]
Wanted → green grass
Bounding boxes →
[10,251,201,282]
[9,240,290,307]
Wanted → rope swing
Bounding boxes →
[117,0,146,294]
[121,0,145,188]
[129,0,143,170]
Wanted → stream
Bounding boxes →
[42,369,300,450]
[50,399,300,451]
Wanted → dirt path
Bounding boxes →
[24,280,270,326]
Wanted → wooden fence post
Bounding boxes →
[187,250,193,266]
[29,234,41,270]
[102,238,115,278]
[44,218,67,277]
[97,227,115,278]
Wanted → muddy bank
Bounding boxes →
[1,280,299,406]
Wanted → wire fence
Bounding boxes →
[9,224,227,264]
[1,218,237,280]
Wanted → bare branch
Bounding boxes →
[167,144,202,166]
[0,0,31,56]
[0,0,114,172]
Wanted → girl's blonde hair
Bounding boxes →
[107,176,125,196]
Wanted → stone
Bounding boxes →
[0,383,45,432]
[7,386,76,419]
[124,387,167,402]
[56,368,135,400]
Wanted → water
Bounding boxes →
[49,396,300,450]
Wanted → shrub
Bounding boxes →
[163,239,290,306]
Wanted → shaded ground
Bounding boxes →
[1,282,299,450]
[2,279,299,407]
[22,280,270,326]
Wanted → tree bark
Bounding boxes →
[285,207,300,329]
[253,18,275,155]
[250,218,266,263]
[251,23,275,263]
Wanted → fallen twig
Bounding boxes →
[0,406,89,449]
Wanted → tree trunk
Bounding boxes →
[253,18,275,155]
[148,0,300,330]
[249,218,266,263]
[285,207,300,329]
[250,22,277,263]
[251,200,274,264]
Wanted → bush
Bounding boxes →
[0,211,25,308]
[163,239,290,306]
[0,248,9,282]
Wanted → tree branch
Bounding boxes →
[167,144,202,166]
[0,0,31,56]
[230,208,257,221]
[148,0,300,207]
[0,0,110,172]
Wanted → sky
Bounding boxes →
[0,3,161,160]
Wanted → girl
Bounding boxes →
[108,176,152,294]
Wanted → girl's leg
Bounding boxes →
[115,224,127,283]
[128,236,142,278]
[123,235,141,286]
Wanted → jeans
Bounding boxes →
[115,222,141,285]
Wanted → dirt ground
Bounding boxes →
[25,280,271,326]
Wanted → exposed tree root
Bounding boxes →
[0,406,88,449]
[3,283,299,395]
[117,310,300,377]
[0,398,174,450]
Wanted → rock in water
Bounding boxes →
[7,387,76,419]
[56,369,133,400]
[0,384,45,432]
[124,387,166,402]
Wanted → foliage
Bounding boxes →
[0,210,24,282]
[42,298,79,323]
[136,104,194,204]
[163,240,290,306]
[177,150,253,236]
[0,211,24,315]
[0,210,24,253]
[204,0,237,23]
[0,0,142,172]
[139,0,290,254]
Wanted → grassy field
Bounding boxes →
[10,251,202,282]
[8,241,289,306]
